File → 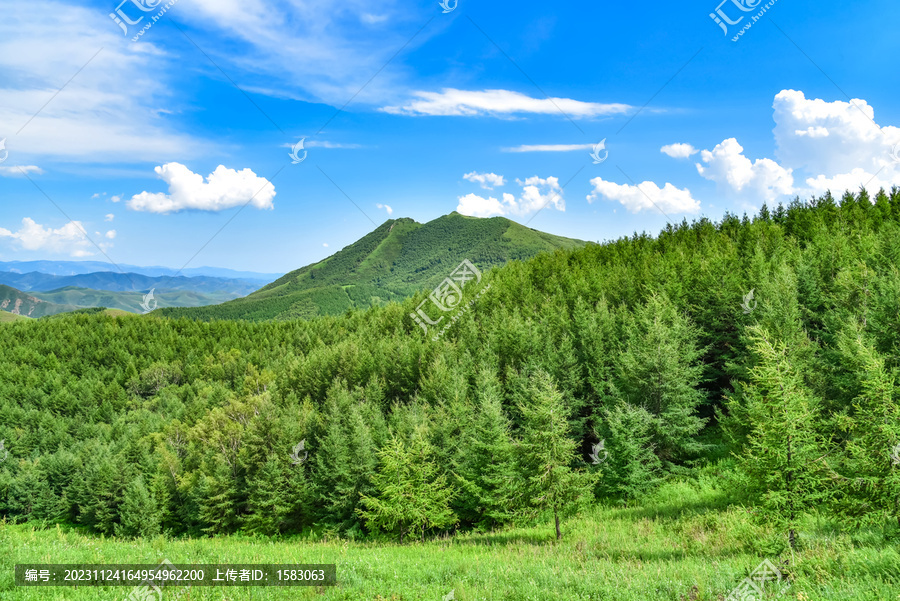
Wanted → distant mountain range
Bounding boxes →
[0,263,279,317]
[160,212,588,321]
[0,270,265,296]
[0,260,281,282]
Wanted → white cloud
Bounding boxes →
[0,217,97,256]
[0,165,43,176]
[376,203,393,215]
[175,0,419,107]
[0,1,204,163]
[457,176,564,218]
[661,143,698,159]
[773,89,900,176]
[463,171,506,190]
[502,144,592,153]
[587,177,700,215]
[696,138,794,203]
[305,140,361,149]
[111,195,122,203]
[688,91,900,205]
[361,13,389,24]
[105,230,116,240]
[323,243,329,247]
[382,89,633,118]
[105,214,115,222]
[127,163,276,214]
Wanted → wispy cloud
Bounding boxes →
[0,165,43,176]
[502,144,593,153]
[382,89,634,118]
[463,171,506,190]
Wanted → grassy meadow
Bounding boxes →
[4,472,898,600]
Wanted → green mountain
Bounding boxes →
[0,284,79,318]
[0,309,30,323]
[31,286,242,314]
[160,212,588,321]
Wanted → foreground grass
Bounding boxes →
[2,475,898,600]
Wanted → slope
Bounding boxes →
[0,285,79,318]
[159,212,587,321]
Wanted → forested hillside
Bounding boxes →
[2,189,900,547]
[159,211,586,321]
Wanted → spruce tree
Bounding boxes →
[727,326,830,549]
[833,328,900,527]
[115,477,160,539]
[357,433,456,543]
[516,370,596,540]
[454,366,518,528]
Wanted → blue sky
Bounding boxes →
[1,0,898,274]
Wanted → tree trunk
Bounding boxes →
[554,505,561,540]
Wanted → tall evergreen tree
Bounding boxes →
[357,433,456,543]
[727,326,830,549]
[833,327,900,527]
[516,370,596,540]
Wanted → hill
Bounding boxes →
[160,212,587,321]
[0,284,79,318]
[0,309,29,323]
[0,270,265,296]
[31,286,247,314]
[0,260,280,281]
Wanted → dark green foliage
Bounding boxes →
[357,434,457,542]
[3,189,900,539]
[515,370,597,540]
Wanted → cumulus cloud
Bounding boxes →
[105,230,116,240]
[105,214,115,222]
[661,143,698,159]
[587,178,700,215]
[127,163,276,214]
[457,176,564,217]
[502,144,592,153]
[0,218,97,256]
[696,138,794,203]
[688,91,900,205]
[463,171,506,190]
[382,89,633,118]
[376,203,393,215]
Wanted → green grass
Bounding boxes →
[3,475,897,600]
[0,310,29,323]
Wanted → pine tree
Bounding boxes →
[356,434,456,543]
[516,370,596,540]
[614,293,708,466]
[115,477,160,538]
[727,326,830,549]
[598,401,662,501]
[454,366,518,528]
[833,328,900,527]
